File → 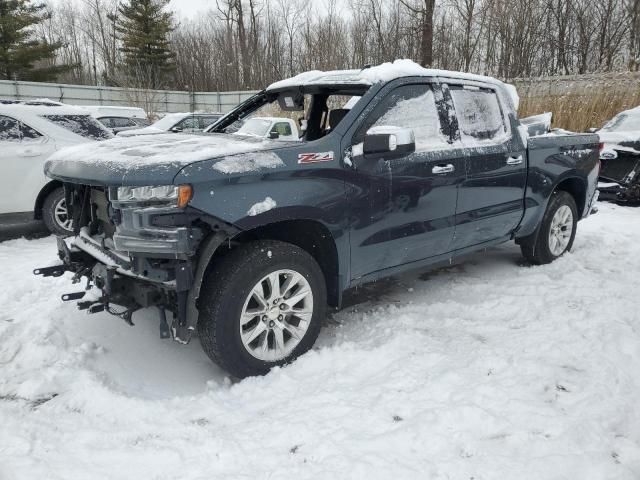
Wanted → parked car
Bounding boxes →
[81,106,150,135]
[0,102,113,235]
[233,116,299,140]
[38,60,599,379]
[591,107,640,203]
[117,112,221,137]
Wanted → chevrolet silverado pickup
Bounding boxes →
[36,60,600,378]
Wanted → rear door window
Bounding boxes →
[176,117,199,130]
[449,87,508,143]
[0,115,22,142]
[0,115,43,142]
[112,117,136,128]
[200,116,220,129]
[42,115,112,140]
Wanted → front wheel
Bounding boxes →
[197,240,327,378]
[42,187,74,236]
[520,190,578,265]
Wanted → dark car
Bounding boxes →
[593,107,640,203]
[37,60,599,378]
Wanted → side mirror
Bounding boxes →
[587,127,599,133]
[269,131,280,140]
[170,127,183,133]
[363,126,415,159]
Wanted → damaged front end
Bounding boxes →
[34,183,237,343]
[599,148,640,204]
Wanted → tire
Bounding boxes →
[520,190,578,265]
[42,187,74,236]
[197,240,327,378]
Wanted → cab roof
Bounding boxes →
[266,59,519,110]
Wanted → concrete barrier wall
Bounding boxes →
[0,80,259,114]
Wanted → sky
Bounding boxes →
[167,0,211,18]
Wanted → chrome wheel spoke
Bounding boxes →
[283,322,306,341]
[284,287,311,309]
[242,321,267,344]
[273,327,285,353]
[280,272,302,297]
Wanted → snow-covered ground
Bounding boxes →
[1,202,639,479]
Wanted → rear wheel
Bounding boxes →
[520,190,577,265]
[197,240,326,378]
[42,188,73,236]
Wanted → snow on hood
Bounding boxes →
[45,133,280,185]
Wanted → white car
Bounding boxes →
[117,112,222,137]
[233,116,299,141]
[0,103,113,235]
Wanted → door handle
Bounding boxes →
[506,155,523,166]
[432,164,455,174]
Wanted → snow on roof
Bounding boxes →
[267,59,519,110]
[80,105,147,118]
[0,102,94,117]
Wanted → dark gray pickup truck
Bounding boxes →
[37,61,599,378]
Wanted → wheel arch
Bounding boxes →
[554,175,586,219]
[34,180,63,220]
[200,218,343,308]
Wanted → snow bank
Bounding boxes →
[1,203,640,479]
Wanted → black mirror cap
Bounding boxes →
[269,131,280,139]
[170,127,183,133]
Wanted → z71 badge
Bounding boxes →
[298,151,334,164]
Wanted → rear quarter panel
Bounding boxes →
[517,133,599,238]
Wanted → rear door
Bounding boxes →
[445,84,527,249]
[0,115,54,214]
[346,81,465,279]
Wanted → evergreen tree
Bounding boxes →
[0,0,71,81]
[116,0,175,89]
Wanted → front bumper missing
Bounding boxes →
[34,236,197,343]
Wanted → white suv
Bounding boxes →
[0,102,113,235]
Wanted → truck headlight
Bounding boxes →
[116,185,192,208]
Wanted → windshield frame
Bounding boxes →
[207,84,369,136]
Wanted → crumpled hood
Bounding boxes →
[45,133,278,185]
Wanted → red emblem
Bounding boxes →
[298,151,334,164]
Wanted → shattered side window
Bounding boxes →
[356,84,449,151]
[0,115,21,142]
[449,87,508,143]
[42,115,113,141]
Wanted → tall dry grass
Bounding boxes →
[515,72,640,132]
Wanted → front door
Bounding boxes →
[346,82,464,280]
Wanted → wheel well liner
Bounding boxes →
[554,176,586,219]
[34,180,62,219]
